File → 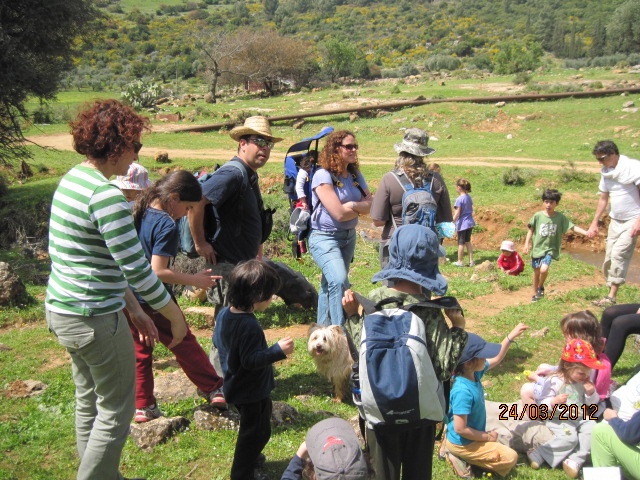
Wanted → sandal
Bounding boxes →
[592,296,616,307]
[446,452,473,479]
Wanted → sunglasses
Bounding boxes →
[132,141,143,154]
[248,136,274,149]
[596,154,607,162]
[340,144,359,151]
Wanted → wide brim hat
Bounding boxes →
[229,115,284,143]
[561,339,606,370]
[372,224,448,296]
[458,333,502,365]
[111,162,152,190]
[393,127,436,157]
[306,418,368,480]
[500,240,515,252]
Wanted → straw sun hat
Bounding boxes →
[229,116,283,143]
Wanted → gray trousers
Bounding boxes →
[46,309,135,480]
[537,418,595,468]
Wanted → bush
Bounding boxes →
[121,80,162,109]
[502,167,526,186]
[558,162,593,183]
[399,63,419,77]
[513,72,531,85]
[425,55,461,72]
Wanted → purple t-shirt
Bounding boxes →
[310,168,367,232]
[454,193,475,231]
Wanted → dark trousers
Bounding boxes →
[231,397,272,480]
[601,303,640,368]
[367,423,436,480]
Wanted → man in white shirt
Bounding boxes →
[587,140,640,306]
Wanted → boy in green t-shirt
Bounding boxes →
[523,189,588,303]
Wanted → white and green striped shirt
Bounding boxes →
[46,165,170,316]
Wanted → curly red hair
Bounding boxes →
[70,99,150,163]
[318,130,360,176]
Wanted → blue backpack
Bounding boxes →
[352,297,447,433]
[178,161,248,258]
[391,170,437,232]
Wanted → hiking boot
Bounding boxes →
[134,404,163,423]
[536,286,545,298]
[198,387,228,410]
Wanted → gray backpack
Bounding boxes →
[391,170,437,232]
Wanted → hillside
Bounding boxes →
[66,0,638,93]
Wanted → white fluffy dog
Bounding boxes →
[307,324,353,402]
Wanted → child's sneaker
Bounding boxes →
[134,404,163,423]
[468,261,475,267]
[198,387,228,410]
[452,261,465,267]
[531,295,538,303]
[536,286,545,298]
[562,459,580,479]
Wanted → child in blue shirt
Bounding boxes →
[214,260,295,480]
[444,325,528,477]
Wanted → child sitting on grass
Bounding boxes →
[523,189,588,303]
[444,325,528,478]
[527,339,605,479]
[497,240,524,276]
[213,260,295,480]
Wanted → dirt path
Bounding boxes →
[26,131,601,173]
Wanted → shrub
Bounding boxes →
[399,63,420,77]
[513,72,531,85]
[390,84,401,94]
[121,80,162,109]
[502,167,526,186]
[425,55,461,72]
[558,161,593,183]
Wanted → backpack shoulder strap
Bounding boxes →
[392,170,413,191]
[226,159,249,193]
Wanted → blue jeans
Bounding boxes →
[46,309,135,480]
[308,229,356,325]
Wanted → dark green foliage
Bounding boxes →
[424,55,462,72]
[0,0,98,164]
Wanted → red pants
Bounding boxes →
[125,304,223,409]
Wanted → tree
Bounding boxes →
[0,0,97,165]
[607,0,640,54]
[321,39,357,82]
[493,39,543,74]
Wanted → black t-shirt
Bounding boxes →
[201,157,262,264]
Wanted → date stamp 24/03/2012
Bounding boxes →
[498,403,598,421]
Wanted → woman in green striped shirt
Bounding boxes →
[45,99,187,480]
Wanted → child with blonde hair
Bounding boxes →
[520,310,613,406]
[527,339,605,478]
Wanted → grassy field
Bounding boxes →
[2,67,640,479]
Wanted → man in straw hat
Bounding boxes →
[188,116,283,316]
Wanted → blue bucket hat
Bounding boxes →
[372,224,448,295]
[458,333,502,365]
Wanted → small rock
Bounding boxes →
[529,327,550,338]
[292,119,305,129]
[0,343,12,351]
[0,262,27,306]
[506,134,513,139]
[5,379,47,397]
[349,112,359,122]
[193,407,240,431]
[474,260,495,273]
[272,401,298,427]
[155,151,170,164]
[495,101,506,108]
[129,416,190,449]
[623,101,635,108]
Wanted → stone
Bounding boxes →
[623,101,635,108]
[155,113,181,122]
[292,119,305,129]
[193,406,240,431]
[473,260,495,273]
[0,262,27,306]
[4,379,47,397]
[0,343,12,351]
[495,101,506,108]
[154,151,170,163]
[529,327,550,338]
[271,401,298,427]
[154,369,200,404]
[183,306,216,326]
[129,416,190,449]
[204,92,215,104]
[349,112,359,122]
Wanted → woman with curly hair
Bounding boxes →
[370,128,453,267]
[308,130,372,325]
[45,99,187,480]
